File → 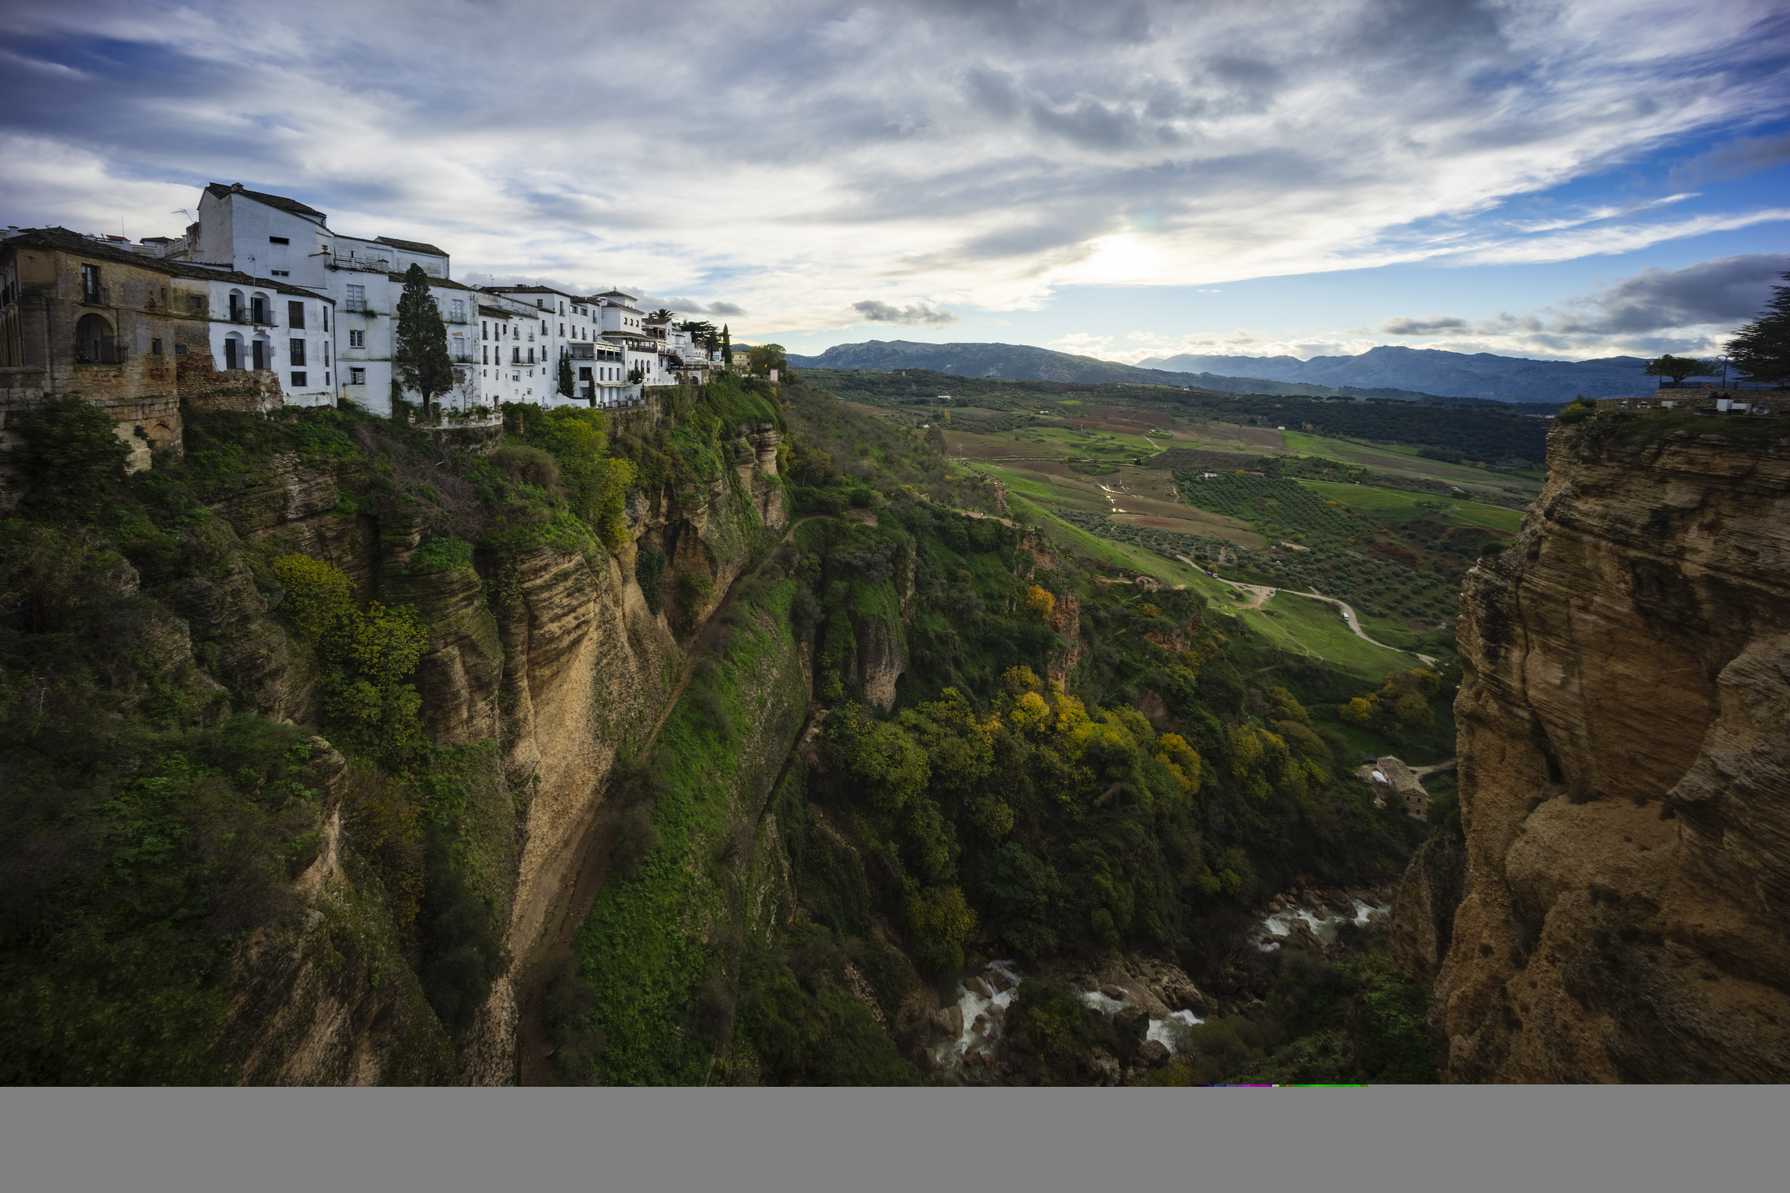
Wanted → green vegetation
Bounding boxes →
[393,264,454,415]
[1727,269,1790,384]
[560,576,805,1084]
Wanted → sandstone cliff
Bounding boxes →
[1433,416,1790,1081]
[182,417,788,1084]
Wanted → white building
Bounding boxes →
[182,183,705,416]
[189,272,336,406]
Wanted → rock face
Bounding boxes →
[1434,418,1790,1081]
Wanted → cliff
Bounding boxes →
[1431,414,1790,1081]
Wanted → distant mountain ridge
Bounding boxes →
[787,340,1447,401]
[1138,345,1676,404]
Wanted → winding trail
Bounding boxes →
[513,513,820,1085]
[1173,554,1438,668]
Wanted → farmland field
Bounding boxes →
[812,368,1540,674]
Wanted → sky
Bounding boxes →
[2,0,1789,363]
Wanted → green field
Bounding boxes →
[1297,478,1524,533]
[1281,430,1541,501]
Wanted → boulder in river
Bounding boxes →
[966,976,995,999]
[1138,1040,1171,1067]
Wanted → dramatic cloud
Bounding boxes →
[852,300,956,325]
[1554,254,1787,335]
[0,0,1786,343]
[1384,316,1471,335]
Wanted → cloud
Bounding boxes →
[1553,253,1787,335]
[1384,316,1471,335]
[0,0,1786,343]
[853,300,955,325]
[1668,130,1790,187]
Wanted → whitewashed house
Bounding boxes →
[191,273,337,406]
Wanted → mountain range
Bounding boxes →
[789,340,1684,404]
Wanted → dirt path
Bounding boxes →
[513,514,820,1085]
[1174,554,1437,666]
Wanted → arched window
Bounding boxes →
[250,291,269,324]
[223,333,243,370]
[75,313,115,363]
[228,289,245,322]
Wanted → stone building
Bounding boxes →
[0,227,289,503]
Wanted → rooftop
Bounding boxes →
[3,227,333,301]
[375,234,448,257]
[204,182,327,222]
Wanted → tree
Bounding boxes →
[557,349,575,398]
[393,264,453,416]
[721,324,733,367]
[1643,354,1712,387]
[746,343,787,377]
[650,307,674,323]
[1727,270,1790,385]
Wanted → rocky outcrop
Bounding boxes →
[1387,832,1465,984]
[1434,418,1790,1081]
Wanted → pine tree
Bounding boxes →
[393,265,453,416]
[558,349,575,398]
[721,324,733,367]
[1728,271,1790,385]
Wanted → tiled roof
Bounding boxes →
[375,234,449,257]
[2,227,332,300]
[387,271,478,291]
[204,182,327,221]
[478,304,515,319]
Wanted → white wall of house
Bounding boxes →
[195,189,332,290]
[177,275,336,405]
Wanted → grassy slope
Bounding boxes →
[1281,430,1542,498]
[572,578,805,1085]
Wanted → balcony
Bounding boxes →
[451,352,476,363]
[228,309,274,326]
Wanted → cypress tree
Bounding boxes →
[394,264,453,416]
[558,349,575,398]
[721,324,733,367]
[1728,271,1790,385]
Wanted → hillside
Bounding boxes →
[1139,346,1688,404]
[788,340,1442,400]
[1,372,1442,1087]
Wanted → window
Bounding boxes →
[324,341,330,365]
[251,295,268,324]
[559,323,565,337]
[323,307,329,332]
[350,366,366,385]
[325,371,330,386]
[288,300,305,329]
[291,371,307,387]
[81,264,101,304]
[349,329,365,348]
[224,338,240,370]
[151,338,163,356]
[481,321,488,338]
[290,338,306,365]
[271,270,290,278]
[452,333,466,358]
[346,283,366,312]
[482,346,488,364]
[269,235,290,245]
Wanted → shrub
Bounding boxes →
[16,398,129,521]
[491,443,562,491]
[271,554,355,643]
[406,535,474,576]
[610,804,659,880]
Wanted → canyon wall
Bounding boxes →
[1432,415,1790,1081]
[178,417,787,1084]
